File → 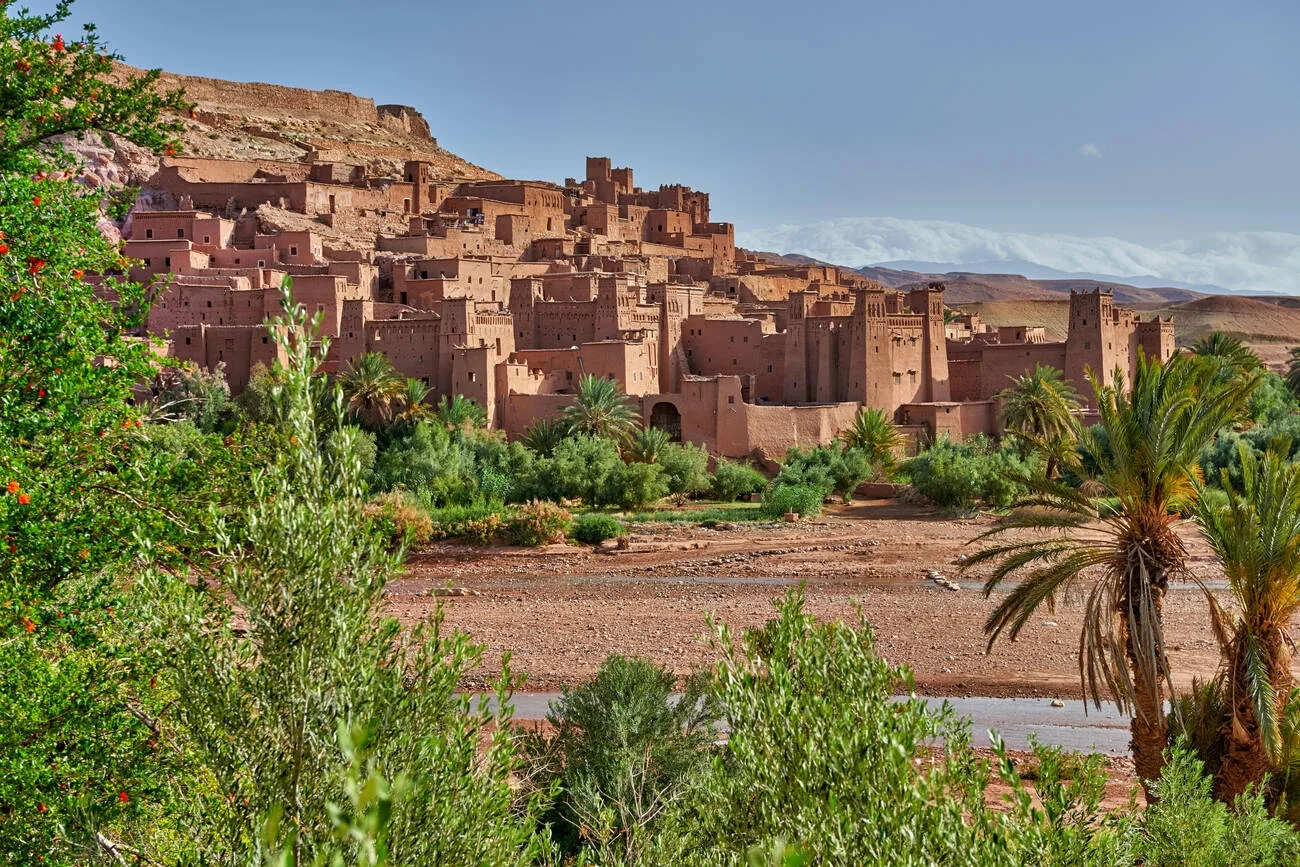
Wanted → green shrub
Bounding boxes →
[572,513,625,545]
[774,444,873,502]
[710,459,768,502]
[907,435,1033,510]
[760,484,824,519]
[504,500,572,546]
[600,460,669,510]
[518,435,622,504]
[425,501,506,543]
[659,442,712,496]
[522,655,714,862]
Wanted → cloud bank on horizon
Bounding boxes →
[738,217,1300,295]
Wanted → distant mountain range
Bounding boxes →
[870,259,1234,296]
[769,253,1206,305]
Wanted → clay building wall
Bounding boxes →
[171,323,284,392]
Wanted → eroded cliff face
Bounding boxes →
[111,62,498,182]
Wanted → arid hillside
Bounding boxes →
[116,63,498,183]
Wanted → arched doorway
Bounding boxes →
[649,401,682,442]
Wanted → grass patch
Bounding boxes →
[617,503,765,525]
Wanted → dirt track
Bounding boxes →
[387,501,1227,700]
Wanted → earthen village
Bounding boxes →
[121,76,1175,460]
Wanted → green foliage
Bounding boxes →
[369,421,479,507]
[1200,413,1300,490]
[601,459,669,510]
[524,655,714,863]
[627,425,672,464]
[150,362,235,433]
[995,363,1081,475]
[563,374,639,443]
[1137,747,1300,867]
[141,299,549,865]
[517,435,623,504]
[760,484,824,519]
[774,444,873,503]
[504,500,572,546]
[658,441,711,497]
[907,435,1033,510]
[710,459,768,502]
[838,406,902,476]
[339,352,405,429]
[1191,332,1265,385]
[436,393,487,432]
[647,589,1004,865]
[519,417,570,457]
[572,513,626,545]
[1249,372,1298,424]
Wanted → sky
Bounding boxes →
[46,0,1300,292]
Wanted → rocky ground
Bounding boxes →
[387,500,1225,699]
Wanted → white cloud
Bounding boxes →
[737,216,1300,294]
[1079,142,1103,159]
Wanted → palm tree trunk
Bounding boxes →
[1126,582,1170,800]
[1216,631,1292,804]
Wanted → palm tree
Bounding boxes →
[1191,332,1263,384]
[995,364,1081,477]
[1285,347,1300,399]
[963,352,1257,794]
[338,352,405,429]
[628,426,672,464]
[520,417,569,457]
[395,378,432,423]
[839,407,901,476]
[437,394,487,432]
[563,374,639,443]
[1191,443,1300,802]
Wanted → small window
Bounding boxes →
[204,235,211,244]
[469,372,477,383]
[177,228,185,238]
[206,300,212,308]
[184,336,191,345]
[290,246,298,256]
[257,260,265,268]
[164,257,171,268]
[728,395,735,404]
[143,258,151,267]
[145,228,154,239]
[262,337,268,344]
[767,365,773,373]
[1084,341,1091,350]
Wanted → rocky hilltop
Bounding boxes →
[111,63,497,183]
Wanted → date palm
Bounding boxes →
[563,374,639,444]
[1191,443,1300,802]
[395,378,432,423]
[339,352,405,428]
[1285,347,1300,400]
[520,417,569,457]
[1191,332,1263,384]
[839,407,901,476]
[628,425,672,464]
[995,364,1081,477]
[963,352,1257,793]
[437,393,487,432]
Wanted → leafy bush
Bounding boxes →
[710,459,768,502]
[760,484,824,519]
[572,513,625,545]
[523,655,714,862]
[659,442,712,497]
[363,490,434,548]
[1137,747,1300,866]
[504,500,572,546]
[518,435,623,504]
[424,502,506,544]
[907,435,1033,510]
[600,459,669,510]
[774,444,874,502]
[647,589,1001,864]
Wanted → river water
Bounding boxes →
[479,693,1132,756]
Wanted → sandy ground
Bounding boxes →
[387,500,1227,700]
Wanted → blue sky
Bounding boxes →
[48,0,1300,291]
